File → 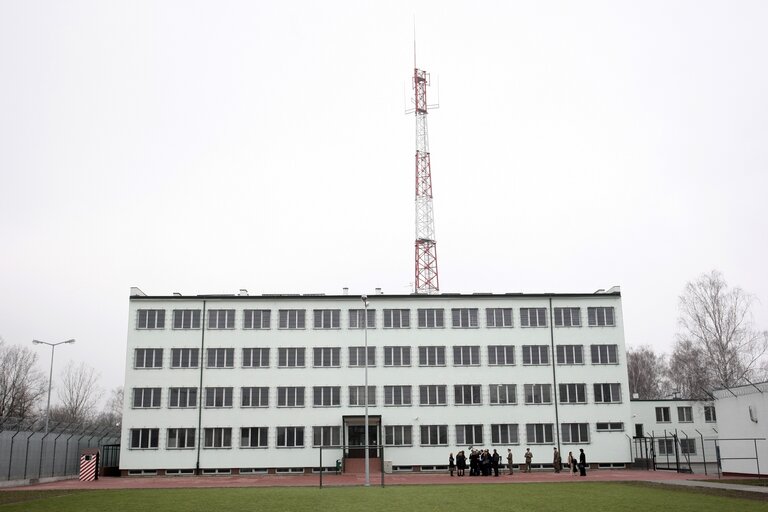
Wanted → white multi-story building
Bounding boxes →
[120,286,637,475]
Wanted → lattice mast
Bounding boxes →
[410,51,440,294]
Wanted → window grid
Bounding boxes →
[453,346,481,366]
[418,346,446,367]
[455,424,483,445]
[313,347,341,368]
[349,309,376,329]
[556,345,584,365]
[278,347,306,367]
[137,309,165,329]
[524,384,552,404]
[312,426,341,447]
[520,308,547,327]
[241,387,269,408]
[420,425,448,446]
[312,386,341,407]
[656,407,671,422]
[205,387,233,408]
[522,345,550,365]
[594,383,622,403]
[277,426,304,447]
[172,309,201,329]
[489,384,517,405]
[451,308,479,328]
[313,309,340,329]
[454,384,482,405]
[591,344,619,364]
[384,346,411,367]
[419,385,447,406]
[170,348,198,369]
[169,387,197,408]
[242,348,270,368]
[704,406,717,422]
[558,383,587,404]
[348,386,376,407]
[208,309,235,329]
[491,424,519,444]
[588,307,615,326]
[279,309,306,329]
[167,428,195,449]
[243,309,271,329]
[348,346,376,367]
[383,309,410,329]
[554,307,581,327]
[561,423,590,443]
[384,385,412,406]
[130,428,159,449]
[204,427,232,448]
[677,406,693,422]
[206,348,234,368]
[277,386,305,407]
[488,345,515,366]
[486,308,513,328]
[385,425,412,446]
[417,308,444,328]
[135,348,163,369]
[526,423,554,444]
[132,388,161,408]
[241,427,268,448]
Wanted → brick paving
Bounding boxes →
[1,468,740,491]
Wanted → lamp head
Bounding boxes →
[64,339,76,344]
[32,340,42,345]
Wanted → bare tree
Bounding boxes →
[627,345,669,399]
[0,338,47,420]
[92,386,123,428]
[667,339,712,399]
[676,270,768,392]
[52,361,104,424]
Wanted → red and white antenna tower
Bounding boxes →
[408,44,440,294]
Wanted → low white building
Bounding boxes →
[120,286,639,475]
[713,382,768,476]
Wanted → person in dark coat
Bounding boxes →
[457,451,466,476]
[449,452,455,476]
[579,448,587,476]
[492,449,500,476]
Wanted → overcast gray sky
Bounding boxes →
[1,1,767,400]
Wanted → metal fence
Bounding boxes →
[0,418,120,482]
[629,430,720,475]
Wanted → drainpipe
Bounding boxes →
[549,297,561,457]
[195,300,207,475]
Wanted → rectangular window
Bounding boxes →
[417,308,444,328]
[656,407,671,422]
[276,426,304,447]
[172,309,201,329]
[170,348,198,368]
[419,385,447,406]
[349,309,376,329]
[277,387,305,407]
[241,427,268,448]
[313,309,340,329]
[313,347,341,367]
[312,386,340,407]
[243,309,271,329]
[130,428,159,449]
[520,307,547,327]
[208,309,235,329]
[454,384,482,405]
[348,346,376,367]
[312,426,341,447]
[591,344,619,364]
[349,386,376,407]
[588,306,615,326]
[657,438,674,455]
[524,384,552,404]
[453,346,481,366]
[489,384,517,405]
[451,308,478,328]
[279,309,306,329]
[169,387,197,408]
[522,345,550,365]
[488,345,515,366]
[420,425,448,446]
[704,406,717,422]
[556,345,584,365]
[383,309,410,329]
[677,406,693,422]
[491,424,519,444]
[561,423,590,443]
[554,307,581,327]
[134,348,163,369]
[680,438,697,455]
[167,428,195,449]
[205,387,233,408]
[384,346,411,366]
[241,387,269,407]
[526,423,554,444]
[206,348,234,368]
[242,347,269,368]
[595,422,624,432]
[455,424,483,445]
[204,427,232,448]
[278,347,306,367]
[132,388,161,408]
[384,385,412,406]
[486,308,513,328]
[594,383,622,403]
[418,346,446,366]
[559,383,587,404]
[384,425,412,446]
[137,309,165,329]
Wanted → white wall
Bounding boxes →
[714,383,768,476]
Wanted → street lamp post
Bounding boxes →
[32,339,75,433]
[361,295,370,487]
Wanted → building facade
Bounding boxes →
[120,287,635,474]
[713,382,768,476]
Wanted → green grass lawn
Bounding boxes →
[0,483,764,512]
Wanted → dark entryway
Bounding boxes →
[343,415,381,459]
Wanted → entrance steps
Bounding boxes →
[344,458,382,474]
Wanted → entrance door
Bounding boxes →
[347,425,378,458]
[635,424,644,437]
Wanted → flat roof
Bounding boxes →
[129,291,621,300]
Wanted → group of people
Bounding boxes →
[449,447,587,477]
[448,448,507,477]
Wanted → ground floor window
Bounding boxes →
[277,426,305,447]
[526,423,554,444]
[384,425,412,446]
[420,425,448,446]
